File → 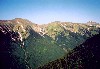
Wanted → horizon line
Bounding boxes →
[0,18,99,24]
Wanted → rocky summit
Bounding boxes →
[0,18,100,69]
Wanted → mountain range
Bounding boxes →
[0,18,100,69]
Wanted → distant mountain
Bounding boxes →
[41,21,100,50]
[38,34,100,69]
[0,18,100,69]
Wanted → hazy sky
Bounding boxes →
[0,0,100,24]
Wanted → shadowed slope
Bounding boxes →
[38,34,100,69]
[0,25,26,69]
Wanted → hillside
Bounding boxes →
[38,34,100,69]
[40,21,100,49]
[0,18,100,69]
[0,18,66,69]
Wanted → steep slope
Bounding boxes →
[0,18,100,69]
[0,19,66,69]
[23,26,66,68]
[40,22,100,50]
[0,25,26,69]
[38,34,100,69]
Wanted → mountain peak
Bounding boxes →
[87,21,99,25]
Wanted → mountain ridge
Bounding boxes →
[1,18,100,52]
[0,18,100,69]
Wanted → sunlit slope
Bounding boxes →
[40,21,100,50]
[0,18,100,69]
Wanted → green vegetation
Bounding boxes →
[24,28,66,68]
[0,18,100,69]
[38,34,100,69]
[45,22,100,50]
